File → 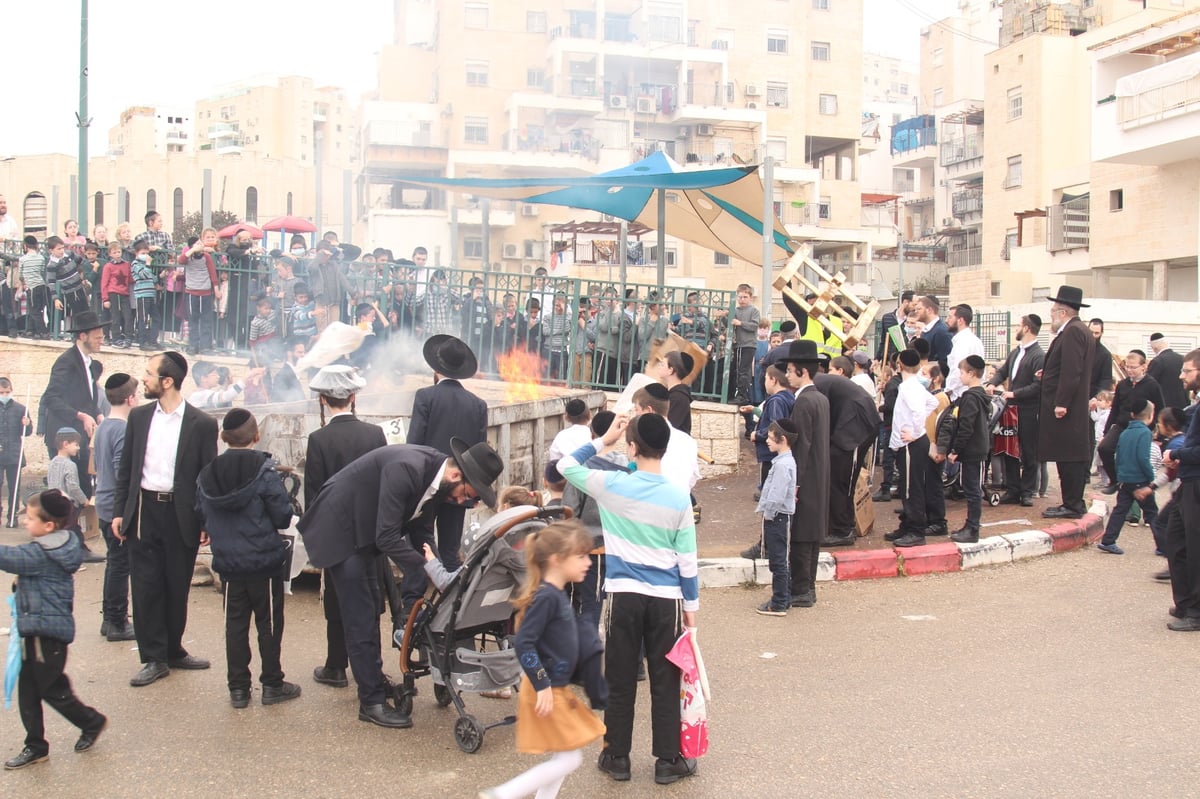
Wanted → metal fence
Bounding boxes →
[2,240,739,402]
[872,311,1012,363]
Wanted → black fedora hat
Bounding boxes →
[422,334,478,380]
[66,310,111,333]
[1047,285,1090,309]
[777,338,821,365]
[449,437,503,509]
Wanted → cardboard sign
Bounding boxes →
[380,416,407,445]
[853,467,874,537]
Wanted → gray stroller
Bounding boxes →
[393,505,570,753]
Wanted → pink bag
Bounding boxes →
[665,629,709,758]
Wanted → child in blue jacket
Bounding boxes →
[1099,398,1158,554]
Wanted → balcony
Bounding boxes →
[941,134,983,167]
[667,83,766,125]
[890,115,937,166]
[952,187,983,218]
[207,123,240,140]
[362,119,447,173]
[948,247,983,270]
[1046,195,1089,253]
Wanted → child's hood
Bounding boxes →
[35,530,83,574]
[198,449,276,510]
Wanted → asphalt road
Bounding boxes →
[0,520,1194,798]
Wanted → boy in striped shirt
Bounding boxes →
[559,412,700,787]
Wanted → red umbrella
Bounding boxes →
[261,215,318,233]
[217,222,264,239]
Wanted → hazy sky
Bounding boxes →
[1,0,958,157]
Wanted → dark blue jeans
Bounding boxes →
[960,459,985,528]
[1103,482,1158,545]
[100,519,132,626]
[762,513,791,609]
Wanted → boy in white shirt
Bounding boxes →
[633,383,700,495]
[885,349,940,548]
[547,398,593,462]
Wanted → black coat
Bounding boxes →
[991,342,1045,410]
[0,400,32,467]
[269,363,306,404]
[812,372,881,453]
[39,345,103,444]
[1148,348,1188,410]
[789,386,830,543]
[303,415,387,508]
[297,445,445,569]
[948,386,992,462]
[1105,376,1164,435]
[195,449,293,580]
[114,401,218,547]
[1091,340,1114,398]
[1038,317,1095,463]
[407,378,487,456]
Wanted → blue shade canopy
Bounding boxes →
[398,152,794,265]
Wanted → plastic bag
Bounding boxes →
[665,628,710,758]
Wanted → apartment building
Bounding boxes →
[107,106,194,156]
[863,51,919,104]
[360,0,867,292]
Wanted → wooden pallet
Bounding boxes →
[773,251,881,348]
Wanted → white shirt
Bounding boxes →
[661,425,700,492]
[945,327,986,400]
[140,401,186,491]
[890,376,940,450]
[851,373,876,398]
[548,423,593,462]
[0,216,19,241]
[1007,338,1036,387]
[77,344,95,401]
[412,459,448,520]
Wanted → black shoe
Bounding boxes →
[924,522,949,537]
[997,492,1022,505]
[74,714,107,752]
[1167,616,1200,632]
[358,702,413,728]
[1101,484,1118,495]
[893,533,926,548]
[106,622,136,642]
[950,526,979,544]
[598,750,632,781]
[872,488,893,502]
[1155,570,1173,582]
[790,590,816,608]
[100,620,111,637]
[230,689,251,709]
[1020,495,1035,507]
[4,747,48,770]
[755,600,787,617]
[263,681,301,705]
[883,529,906,542]
[820,534,856,547]
[654,756,699,785]
[1042,506,1082,519]
[130,661,170,687]
[168,654,210,670]
[313,666,349,687]
[1169,605,1184,618]
[739,542,762,560]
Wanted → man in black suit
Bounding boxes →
[407,334,488,576]
[1097,349,1164,493]
[812,371,881,546]
[876,290,914,361]
[988,313,1045,506]
[1040,288,1097,519]
[1149,333,1188,410]
[39,310,107,494]
[303,365,387,691]
[112,351,218,687]
[297,439,503,728]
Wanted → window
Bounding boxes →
[687,19,698,46]
[124,192,130,222]
[766,81,789,108]
[245,186,258,223]
[527,68,545,88]
[286,192,293,215]
[813,0,830,9]
[811,41,831,61]
[94,192,104,225]
[464,2,488,29]
[465,116,489,144]
[648,15,681,42]
[646,245,677,266]
[933,88,944,106]
[1007,86,1023,120]
[766,137,787,162]
[172,188,184,227]
[818,93,838,115]
[933,48,944,66]
[714,252,731,266]
[714,27,735,49]
[818,197,831,220]
[526,10,547,32]
[1109,189,1124,211]
[767,29,788,54]
[21,192,47,235]
[990,281,1002,298]
[466,60,489,87]
[900,83,909,95]
[146,188,156,213]
[463,238,484,260]
[1005,155,1023,188]
[1002,231,1017,260]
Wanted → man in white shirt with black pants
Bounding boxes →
[944,303,986,401]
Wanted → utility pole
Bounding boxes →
[76,0,91,232]
[897,232,905,297]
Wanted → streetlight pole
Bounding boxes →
[76,0,91,232]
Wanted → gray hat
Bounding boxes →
[309,365,367,399]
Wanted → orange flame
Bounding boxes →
[496,350,545,403]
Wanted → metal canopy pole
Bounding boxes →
[76,0,90,232]
[618,219,628,287]
[760,155,774,310]
[656,189,666,289]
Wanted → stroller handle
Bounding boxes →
[491,505,573,539]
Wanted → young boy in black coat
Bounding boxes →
[195,409,298,709]
[947,355,992,543]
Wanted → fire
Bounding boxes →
[496,350,545,403]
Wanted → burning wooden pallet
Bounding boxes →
[773,251,881,348]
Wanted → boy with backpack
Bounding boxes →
[945,355,992,543]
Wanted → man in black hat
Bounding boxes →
[1148,333,1188,410]
[39,310,109,509]
[988,313,1045,506]
[407,334,488,578]
[777,339,831,606]
[296,438,503,727]
[811,367,882,547]
[1039,286,1096,519]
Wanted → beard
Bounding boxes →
[144,386,162,400]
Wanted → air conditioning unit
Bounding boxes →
[745,101,758,109]
[503,243,519,259]
[609,95,627,109]
[922,227,936,238]
[696,123,714,136]
[942,217,955,227]
[744,84,761,97]
[635,97,654,114]
[938,179,947,187]
[602,214,615,222]
[678,126,690,138]
[521,203,539,217]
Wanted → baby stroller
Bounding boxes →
[393,504,569,754]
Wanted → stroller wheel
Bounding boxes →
[434,683,453,708]
[988,492,1001,507]
[454,714,485,754]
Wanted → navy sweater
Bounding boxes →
[1172,403,1200,483]
[195,449,294,580]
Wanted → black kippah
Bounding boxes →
[591,410,616,436]
[565,398,587,417]
[162,350,189,380]
[643,382,669,401]
[1130,397,1149,417]
[911,338,931,357]
[104,372,133,391]
[899,349,921,368]
[222,407,254,431]
[964,354,986,371]
[39,489,73,521]
[635,413,671,451]
[779,320,796,333]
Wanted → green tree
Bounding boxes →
[173,210,240,246]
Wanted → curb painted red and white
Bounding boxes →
[697,499,1110,590]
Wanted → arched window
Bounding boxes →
[94,191,104,225]
[172,188,183,228]
[22,192,47,236]
[286,191,293,215]
[146,188,156,213]
[245,186,258,223]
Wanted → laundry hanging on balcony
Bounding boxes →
[890,115,937,156]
